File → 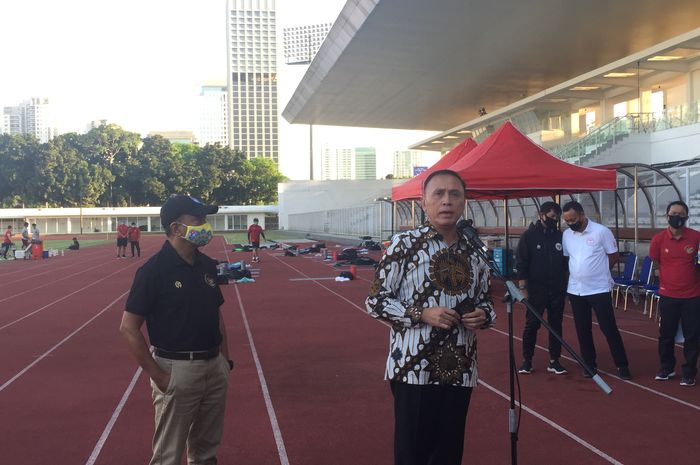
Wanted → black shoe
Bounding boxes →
[680,377,696,387]
[617,367,632,380]
[654,369,676,381]
[518,360,532,374]
[547,359,568,375]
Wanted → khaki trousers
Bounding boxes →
[150,354,230,465]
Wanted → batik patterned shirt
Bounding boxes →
[366,223,495,387]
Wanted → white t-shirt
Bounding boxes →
[562,219,617,296]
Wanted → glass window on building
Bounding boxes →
[228,215,247,231]
[264,214,279,230]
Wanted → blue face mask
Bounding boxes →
[177,222,213,247]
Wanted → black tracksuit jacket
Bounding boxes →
[515,221,568,292]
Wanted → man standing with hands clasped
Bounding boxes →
[562,201,632,380]
[366,169,495,465]
[120,195,233,465]
[649,200,700,386]
[516,201,569,376]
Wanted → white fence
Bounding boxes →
[288,203,393,239]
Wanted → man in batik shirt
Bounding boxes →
[366,169,495,465]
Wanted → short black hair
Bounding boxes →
[539,201,561,215]
[562,201,584,214]
[666,200,689,216]
[253,218,259,222]
[422,169,466,193]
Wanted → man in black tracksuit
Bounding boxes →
[516,201,569,375]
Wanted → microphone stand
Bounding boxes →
[458,222,611,465]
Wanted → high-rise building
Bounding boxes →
[226,0,278,162]
[198,82,229,146]
[283,23,332,65]
[2,97,55,143]
[393,150,434,179]
[321,145,377,180]
[355,147,377,180]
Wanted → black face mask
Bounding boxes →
[543,218,558,230]
[668,216,687,229]
[568,221,583,232]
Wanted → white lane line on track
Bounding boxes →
[0,248,108,285]
[0,260,111,306]
[0,291,129,393]
[85,367,143,465]
[223,238,290,465]
[0,260,140,331]
[489,327,700,411]
[477,380,624,465]
[233,285,290,465]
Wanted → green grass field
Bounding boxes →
[42,239,110,250]
[221,230,309,244]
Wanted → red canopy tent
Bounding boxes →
[391,138,477,201]
[449,122,617,199]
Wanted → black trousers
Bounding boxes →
[130,241,140,257]
[658,295,700,379]
[568,292,629,369]
[390,381,473,465]
[522,287,565,361]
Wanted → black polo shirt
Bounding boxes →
[125,240,225,351]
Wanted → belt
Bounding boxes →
[154,347,220,361]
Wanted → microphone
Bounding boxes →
[457,219,487,250]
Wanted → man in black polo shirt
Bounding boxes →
[120,195,233,465]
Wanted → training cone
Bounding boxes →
[350,265,357,279]
[332,251,338,261]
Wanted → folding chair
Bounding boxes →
[612,253,637,308]
[620,256,654,311]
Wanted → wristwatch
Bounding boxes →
[227,359,234,370]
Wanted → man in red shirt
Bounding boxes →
[128,222,141,258]
[649,200,700,387]
[1,225,13,259]
[116,221,129,258]
[247,218,266,263]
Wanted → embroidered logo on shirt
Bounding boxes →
[204,274,216,288]
[685,245,695,254]
[175,281,182,288]
[555,243,562,251]
[428,249,473,296]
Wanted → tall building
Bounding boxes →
[2,97,55,143]
[393,150,425,179]
[354,147,377,180]
[321,145,377,180]
[283,22,332,65]
[226,0,278,162]
[198,82,229,146]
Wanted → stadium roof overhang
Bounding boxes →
[283,0,700,146]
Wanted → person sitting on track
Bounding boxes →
[68,237,80,250]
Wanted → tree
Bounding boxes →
[214,156,286,205]
[82,124,141,206]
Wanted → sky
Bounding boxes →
[0,0,438,180]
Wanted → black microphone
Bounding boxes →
[457,219,487,250]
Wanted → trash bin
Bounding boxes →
[32,242,44,260]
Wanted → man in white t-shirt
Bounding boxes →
[562,201,632,380]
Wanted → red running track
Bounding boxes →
[0,236,698,464]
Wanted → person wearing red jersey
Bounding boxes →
[116,221,129,258]
[128,222,141,258]
[649,200,700,387]
[1,225,13,259]
[247,218,266,263]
